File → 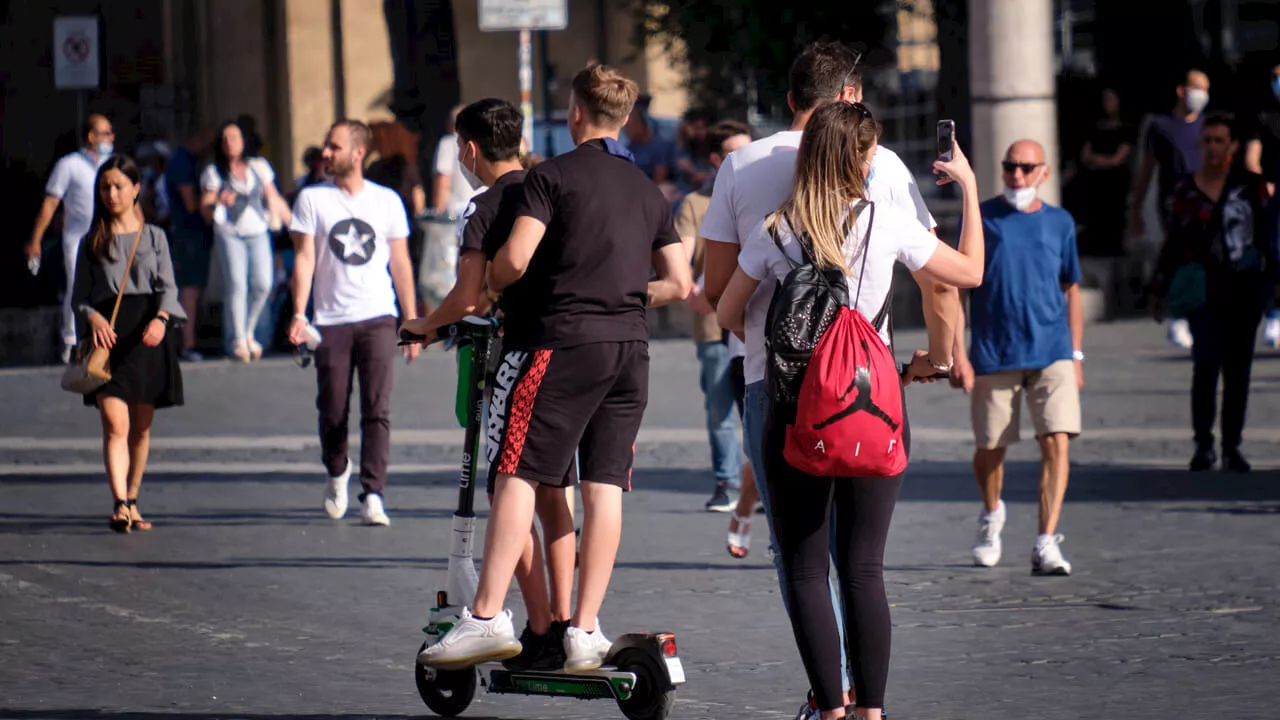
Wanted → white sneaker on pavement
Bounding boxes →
[1168,318,1194,349]
[418,607,522,669]
[1264,317,1280,349]
[324,459,351,519]
[1031,534,1072,576]
[972,500,1006,567]
[361,492,390,526]
[563,620,613,673]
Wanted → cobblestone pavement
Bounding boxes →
[1,319,1277,719]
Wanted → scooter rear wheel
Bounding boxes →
[612,648,676,720]
[415,642,477,717]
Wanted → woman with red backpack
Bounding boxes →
[716,101,986,720]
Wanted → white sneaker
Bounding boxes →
[1264,317,1280,349]
[1031,534,1072,576]
[361,492,390,526]
[563,621,613,673]
[323,460,351,519]
[418,607,522,669]
[1168,318,1194,349]
[971,500,1005,567]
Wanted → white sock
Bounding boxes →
[1036,533,1055,547]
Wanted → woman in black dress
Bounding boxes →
[1080,88,1135,256]
[72,155,186,532]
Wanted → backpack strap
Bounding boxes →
[852,201,876,307]
[769,221,801,270]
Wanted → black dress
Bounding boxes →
[1083,121,1134,256]
[84,294,184,409]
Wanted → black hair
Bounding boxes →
[86,155,142,262]
[455,99,524,163]
[213,120,248,181]
[789,41,863,112]
[1203,110,1236,140]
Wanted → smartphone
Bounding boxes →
[900,361,949,381]
[937,120,956,162]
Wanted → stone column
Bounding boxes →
[968,0,1060,204]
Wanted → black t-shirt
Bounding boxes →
[1251,108,1280,185]
[501,139,680,349]
[459,169,527,257]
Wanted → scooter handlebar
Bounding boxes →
[398,315,500,347]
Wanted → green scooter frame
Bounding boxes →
[407,316,685,720]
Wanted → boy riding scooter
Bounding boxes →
[402,98,576,670]
[418,63,692,672]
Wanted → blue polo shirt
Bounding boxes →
[970,197,1081,375]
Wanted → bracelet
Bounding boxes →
[1072,349,1085,362]
[928,355,953,373]
[293,313,308,322]
[156,316,169,325]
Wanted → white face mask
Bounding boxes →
[459,150,484,191]
[1002,186,1038,211]
[1185,88,1209,114]
[95,141,113,158]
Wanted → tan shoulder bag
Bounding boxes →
[61,229,145,394]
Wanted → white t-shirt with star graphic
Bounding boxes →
[290,179,410,326]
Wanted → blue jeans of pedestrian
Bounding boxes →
[216,231,273,354]
[744,381,850,692]
[697,341,742,490]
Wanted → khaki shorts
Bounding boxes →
[971,359,1081,449]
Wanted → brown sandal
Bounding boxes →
[109,500,131,533]
[126,499,152,531]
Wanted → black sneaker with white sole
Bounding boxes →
[704,483,734,512]
[503,620,568,671]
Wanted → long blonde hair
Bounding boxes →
[766,102,881,273]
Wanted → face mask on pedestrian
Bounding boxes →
[1002,186,1038,211]
[459,145,484,191]
[95,141,114,158]
[1184,87,1209,114]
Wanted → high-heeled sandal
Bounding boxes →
[126,499,152,531]
[109,500,131,533]
[247,339,264,361]
[727,514,751,558]
[232,339,252,363]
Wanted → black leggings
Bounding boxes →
[764,417,904,712]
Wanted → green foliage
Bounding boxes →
[635,1,900,119]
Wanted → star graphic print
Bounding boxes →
[326,218,377,266]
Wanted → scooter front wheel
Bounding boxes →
[613,648,677,720]
[415,642,477,717]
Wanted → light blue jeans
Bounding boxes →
[696,341,742,490]
[745,380,850,693]
[216,231,273,354]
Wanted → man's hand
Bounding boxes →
[88,312,117,350]
[685,286,714,316]
[1074,359,1085,390]
[287,315,309,347]
[402,341,420,364]
[24,239,41,260]
[950,354,975,393]
[141,319,166,348]
[399,317,435,344]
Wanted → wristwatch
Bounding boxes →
[1072,349,1085,362]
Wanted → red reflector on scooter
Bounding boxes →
[657,633,677,657]
[437,591,448,609]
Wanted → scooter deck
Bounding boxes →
[483,664,638,701]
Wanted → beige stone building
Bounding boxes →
[0,0,687,192]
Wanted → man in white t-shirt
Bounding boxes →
[288,120,421,527]
[698,42,960,712]
[432,105,482,218]
[26,114,115,361]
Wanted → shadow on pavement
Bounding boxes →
[0,556,447,571]
[0,713,507,720]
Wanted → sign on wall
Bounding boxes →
[54,16,100,89]
[478,0,568,31]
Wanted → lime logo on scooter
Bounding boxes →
[487,350,528,463]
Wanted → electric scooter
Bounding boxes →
[401,316,686,720]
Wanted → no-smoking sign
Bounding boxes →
[54,16,99,89]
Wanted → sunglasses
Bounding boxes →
[294,346,314,369]
[839,48,865,95]
[1001,161,1045,174]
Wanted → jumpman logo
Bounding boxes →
[813,338,899,432]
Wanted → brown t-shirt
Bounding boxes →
[673,184,721,343]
